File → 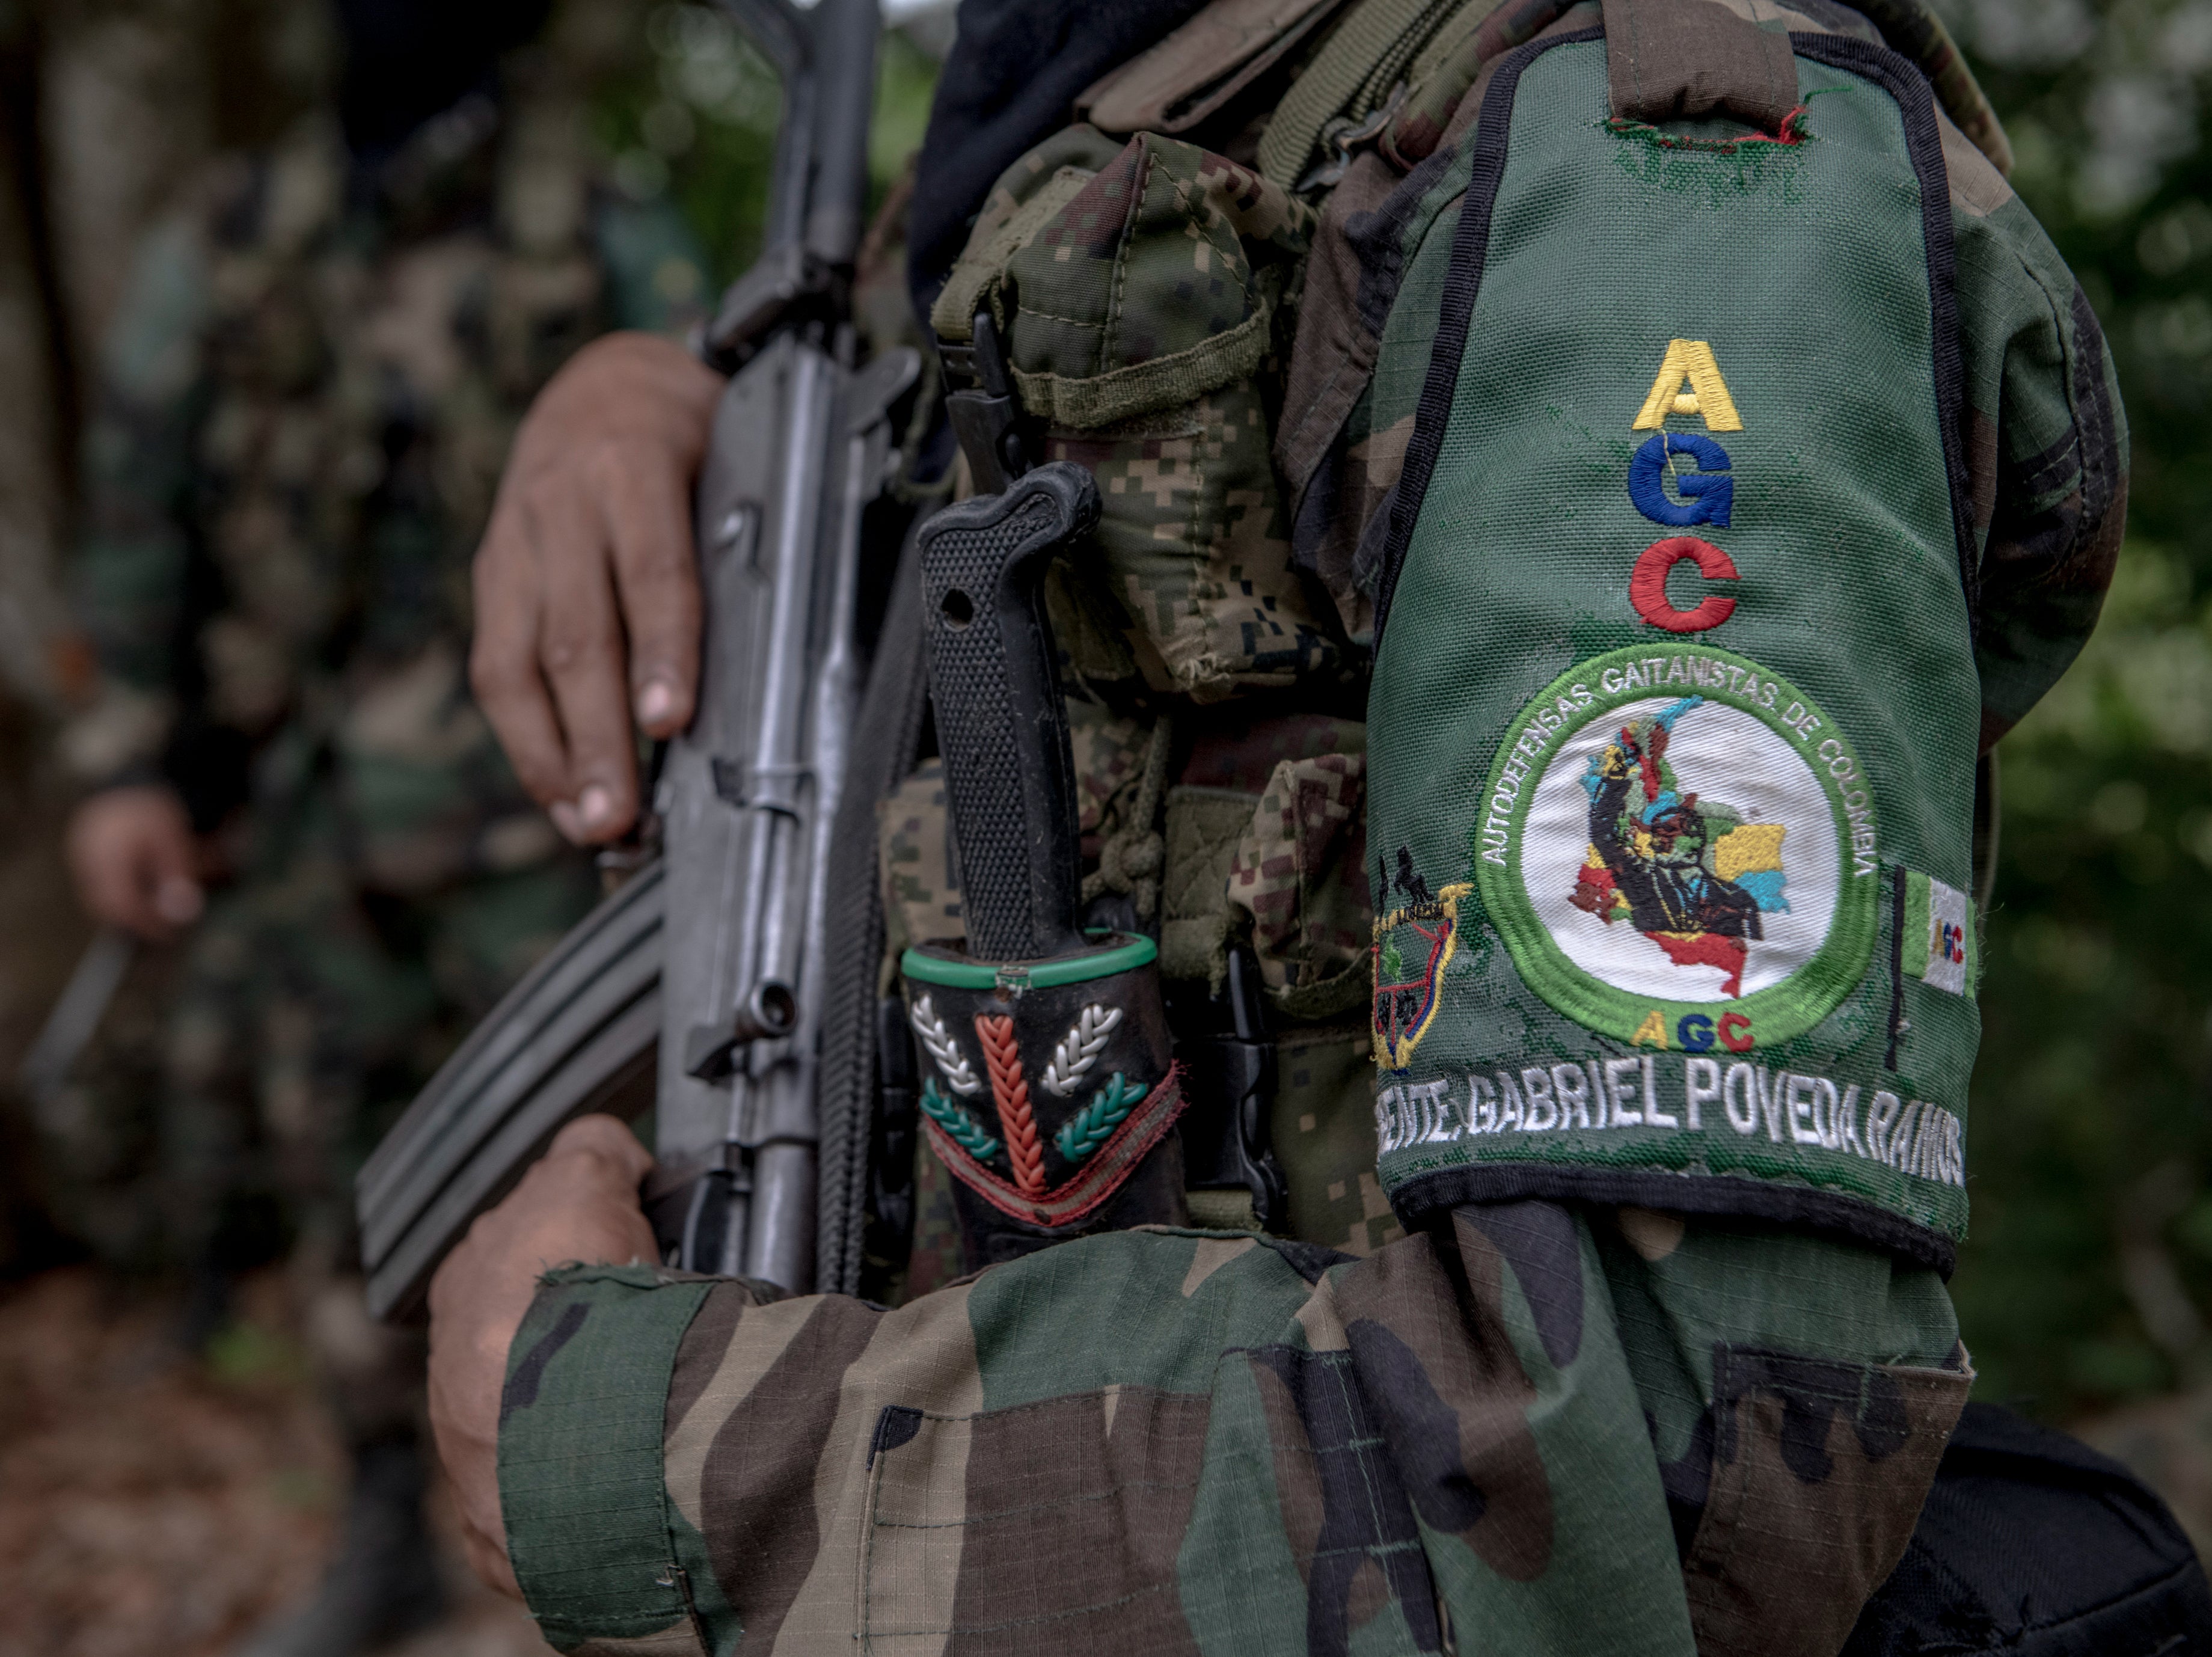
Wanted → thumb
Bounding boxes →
[545,1112,655,1184]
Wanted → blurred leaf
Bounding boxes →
[1927,0,2212,1418]
[587,4,941,291]
[202,1319,308,1388]
[267,1465,336,1512]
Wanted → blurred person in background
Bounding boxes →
[51,0,709,1649]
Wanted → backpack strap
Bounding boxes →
[1255,0,1474,189]
[1598,0,1801,133]
[1079,0,1353,136]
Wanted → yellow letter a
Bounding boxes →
[1631,1007,1670,1049]
[1632,339,1744,431]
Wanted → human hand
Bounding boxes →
[470,332,725,844]
[64,785,204,940]
[426,1114,657,1598]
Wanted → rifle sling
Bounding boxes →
[814,520,933,1294]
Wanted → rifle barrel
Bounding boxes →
[716,0,815,253]
[804,0,881,267]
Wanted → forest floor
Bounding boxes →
[0,1267,548,1657]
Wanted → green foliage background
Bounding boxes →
[1931,0,2212,1417]
[585,2,940,289]
[604,0,2212,1421]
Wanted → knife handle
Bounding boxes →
[918,464,1100,964]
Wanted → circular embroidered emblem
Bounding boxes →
[1474,644,1879,1051]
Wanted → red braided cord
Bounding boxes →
[976,1014,1046,1198]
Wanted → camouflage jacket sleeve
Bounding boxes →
[61,211,216,789]
[497,1217,1693,1656]
[1941,118,2130,750]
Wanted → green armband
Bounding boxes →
[498,1264,716,1653]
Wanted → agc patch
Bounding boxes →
[1465,642,1880,1055]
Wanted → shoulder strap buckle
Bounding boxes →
[1295,80,1409,193]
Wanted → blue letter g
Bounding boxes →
[1629,433,1734,528]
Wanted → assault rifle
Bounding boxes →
[355,0,915,1318]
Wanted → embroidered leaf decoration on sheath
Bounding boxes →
[1054,1072,1145,1164]
[921,1077,1002,1162]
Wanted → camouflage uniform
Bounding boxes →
[501,1205,1962,1657]
[58,72,709,1283]
[495,0,2122,1648]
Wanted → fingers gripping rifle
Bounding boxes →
[355,0,910,1318]
[651,0,911,1279]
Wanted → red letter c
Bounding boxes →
[1718,1011,1753,1053]
[1631,536,1739,633]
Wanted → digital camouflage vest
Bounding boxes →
[903,0,2117,1270]
[1364,10,2012,1266]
